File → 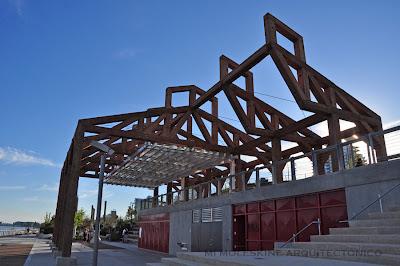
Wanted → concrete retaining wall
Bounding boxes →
[139,159,400,254]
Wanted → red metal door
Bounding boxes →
[138,213,169,253]
[232,189,347,250]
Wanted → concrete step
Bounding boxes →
[275,247,400,265]
[161,257,209,266]
[368,211,400,219]
[287,241,400,255]
[310,234,400,244]
[330,226,400,235]
[349,218,400,227]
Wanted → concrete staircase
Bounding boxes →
[148,209,400,266]
[275,208,400,265]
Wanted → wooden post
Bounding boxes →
[256,169,261,188]
[229,160,236,192]
[271,138,283,183]
[61,127,83,257]
[181,177,189,201]
[312,150,318,176]
[217,179,223,195]
[167,182,172,205]
[53,163,68,249]
[290,158,296,181]
[153,187,159,207]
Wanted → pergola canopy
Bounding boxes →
[54,13,388,258]
[104,143,232,188]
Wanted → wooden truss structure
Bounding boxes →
[54,13,386,257]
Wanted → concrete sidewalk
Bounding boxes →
[22,238,165,266]
[72,241,167,266]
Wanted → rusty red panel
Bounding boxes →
[232,189,347,251]
[234,204,246,215]
[233,215,246,251]
[296,194,318,209]
[276,198,295,210]
[320,190,346,207]
[163,221,169,253]
[138,213,169,253]
[321,206,347,234]
[247,202,259,213]
[261,213,275,240]
[276,210,296,241]
[247,241,260,251]
[296,209,319,241]
[247,214,260,241]
[261,241,274,250]
[139,212,169,222]
[260,200,275,212]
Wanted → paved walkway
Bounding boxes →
[71,241,167,266]
[0,235,35,266]
[2,236,377,266]
[1,235,165,266]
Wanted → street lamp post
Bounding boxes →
[90,141,114,266]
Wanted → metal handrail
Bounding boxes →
[339,181,400,223]
[280,218,321,248]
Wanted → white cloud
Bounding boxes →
[79,189,113,199]
[22,196,39,202]
[79,189,97,199]
[0,147,60,167]
[113,48,136,59]
[21,196,56,203]
[36,184,59,192]
[0,185,26,191]
[8,0,24,17]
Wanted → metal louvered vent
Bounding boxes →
[201,208,212,223]
[212,207,223,222]
[192,209,201,223]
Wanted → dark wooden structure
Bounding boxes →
[53,13,386,257]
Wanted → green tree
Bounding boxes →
[74,209,86,228]
[44,212,52,224]
[126,202,137,224]
[40,212,55,234]
[346,145,367,168]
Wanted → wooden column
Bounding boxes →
[229,159,236,192]
[217,178,223,195]
[328,114,342,171]
[374,124,388,162]
[271,138,283,183]
[61,127,83,257]
[53,165,66,247]
[152,187,159,207]
[271,114,283,183]
[166,182,172,205]
[54,149,72,249]
[181,177,189,201]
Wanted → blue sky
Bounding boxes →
[0,1,399,223]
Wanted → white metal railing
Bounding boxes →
[280,218,321,248]
[139,126,400,210]
[0,228,37,237]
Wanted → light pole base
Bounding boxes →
[56,256,77,266]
